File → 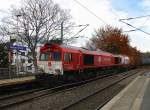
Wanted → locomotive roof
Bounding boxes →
[41,43,129,58]
[60,44,82,51]
[60,44,113,56]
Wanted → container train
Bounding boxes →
[38,42,130,76]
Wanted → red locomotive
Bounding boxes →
[38,42,130,75]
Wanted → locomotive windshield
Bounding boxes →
[51,52,61,61]
[40,53,49,61]
[40,52,61,61]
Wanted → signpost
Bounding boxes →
[10,45,27,77]
[10,45,27,51]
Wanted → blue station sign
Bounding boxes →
[10,45,27,51]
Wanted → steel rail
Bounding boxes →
[0,69,140,109]
[61,70,145,110]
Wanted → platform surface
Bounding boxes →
[140,80,150,110]
[101,74,150,110]
[0,76,35,87]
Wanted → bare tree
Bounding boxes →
[0,0,73,72]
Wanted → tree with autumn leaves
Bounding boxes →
[88,25,141,66]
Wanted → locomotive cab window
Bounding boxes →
[64,53,72,62]
[83,54,94,65]
[51,52,61,61]
[114,57,121,64]
[40,53,49,61]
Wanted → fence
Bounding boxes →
[0,66,38,79]
[0,68,9,79]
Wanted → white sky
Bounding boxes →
[0,0,150,52]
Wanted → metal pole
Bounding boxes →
[8,49,11,79]
[61,22,63,44]
[16,14,21,77]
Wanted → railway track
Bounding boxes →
[0,71,122,109]
[62,70,146,110]
[0,68,120,95]
[0,68,143,110]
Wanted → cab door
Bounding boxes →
[63,52,73,71]
[50,51,63,75]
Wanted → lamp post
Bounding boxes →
[8,32,16,79]
[16,14,22,77]
[61,22,63,44]
[8,40,11,79]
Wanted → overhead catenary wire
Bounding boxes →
[119,19,150,36]
[123,29,137,33]
[70,24,89,38]
[73,0,107,25]
[120,14,150,21]
[64,24,89,43]
[120,14,150,35]
[123,16,150,33]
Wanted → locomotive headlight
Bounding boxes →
[39,65,44,69]
[39,65,45,72]
[55,69,61,75]
[48,62,51,67]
